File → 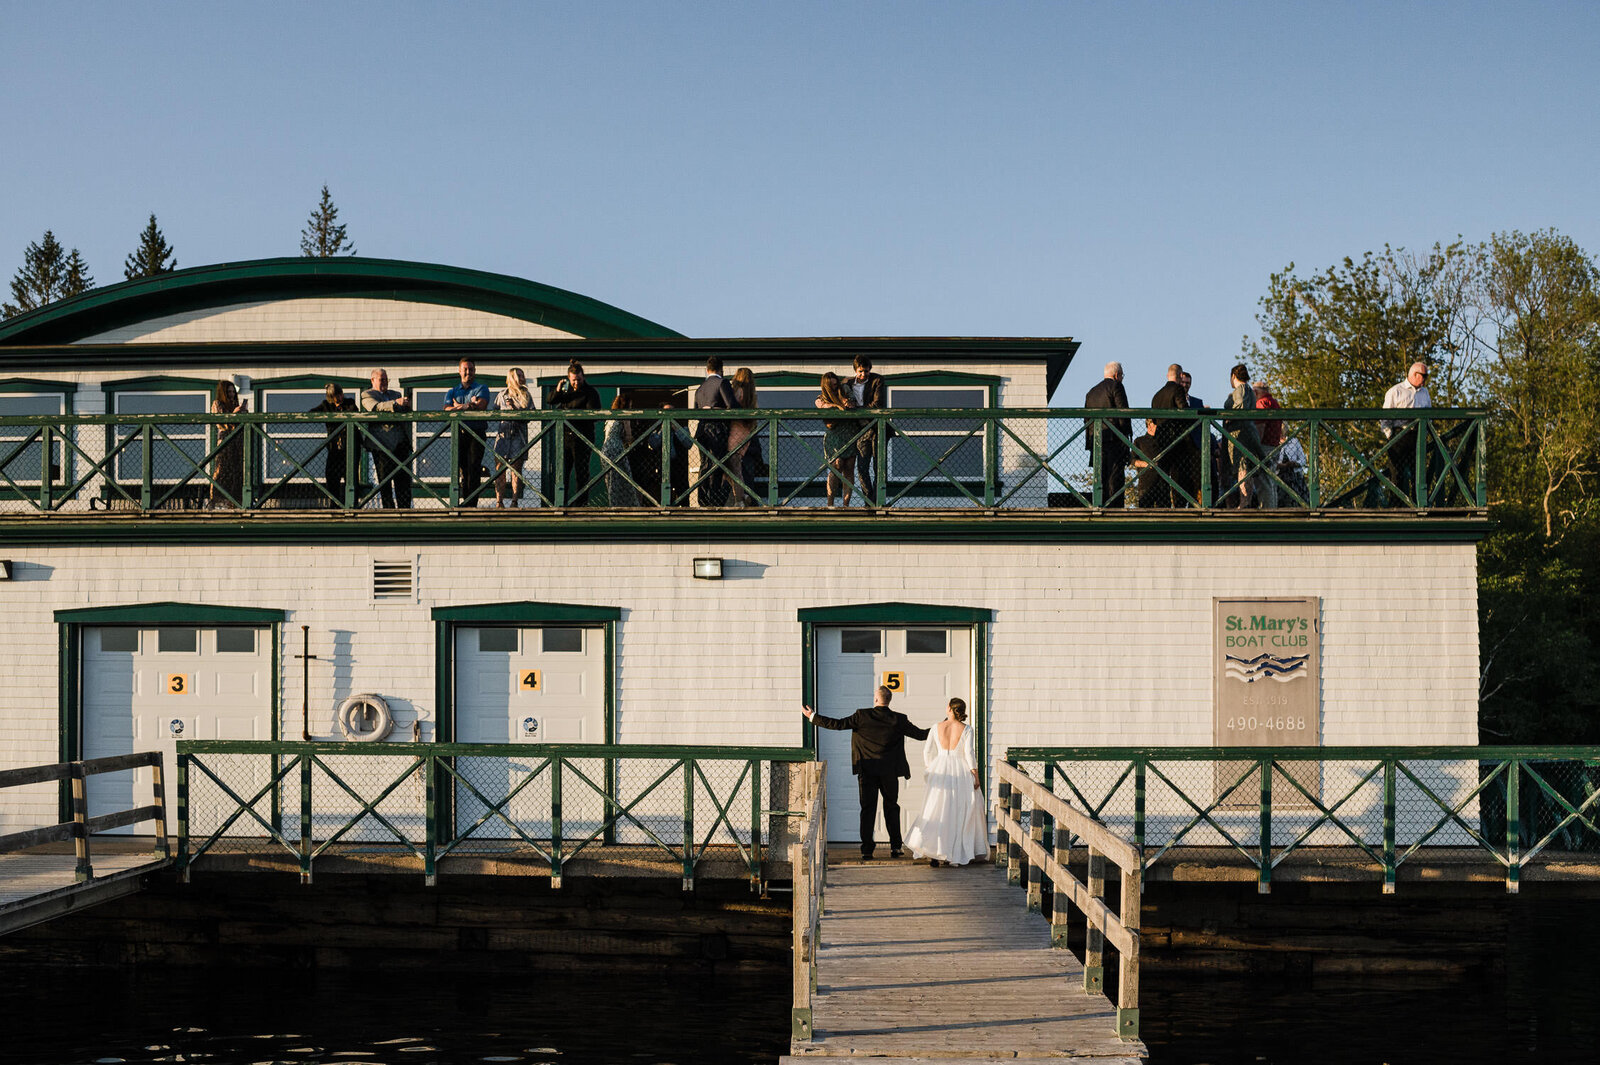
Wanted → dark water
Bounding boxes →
[6,902,1600,1065]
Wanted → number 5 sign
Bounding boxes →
[164,673,192,696]
[881,671,905,693]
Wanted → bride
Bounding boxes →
[905,698,989,867]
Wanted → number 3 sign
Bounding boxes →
[164,673,191,696]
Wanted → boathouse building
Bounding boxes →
[0,258,1486,845]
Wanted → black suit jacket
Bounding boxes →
[1150,380,1193,452]
[1083,378,1132,459]
[812,706,930,778]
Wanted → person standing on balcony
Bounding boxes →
[492,368,533,508]
[850,355,887,505]
[693,356,736,506]
[209,379,247,508]
[1381,361,1431,506]
[547,361,602,506]
[1223,364,1265,508]
[1084,361,1132,507]
[1151,364,1196,507]
[360,369,413,509]
[1254,383,1283,508]
[726,367,759,507]
[444,358,492,505]
[816,372,858,507]
[309,383,355,506]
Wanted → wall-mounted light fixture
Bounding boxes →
[692,557,723,580]
[0,560,12,580]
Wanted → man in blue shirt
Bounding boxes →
[444,358,492,503]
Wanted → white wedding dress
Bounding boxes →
[904,723,990,866]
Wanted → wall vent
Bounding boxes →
[372,559,415,602]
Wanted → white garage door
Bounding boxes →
[82,625,272,829]
[453,625,606,837]
[816,626,973,845]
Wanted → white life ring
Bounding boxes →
[337,693,394,742]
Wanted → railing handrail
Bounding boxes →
[994,758,1141,1041]
[175,740,814,759]
[1007,745,1600,760]
[0,752,169,882]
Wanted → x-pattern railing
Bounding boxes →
[0,407,1486,514]
[176,741,812,889]
[1007,747,1600,895]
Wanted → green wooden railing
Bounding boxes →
[1004,746,1600,895]
[176,741,814,888]
[0,407,1487,513]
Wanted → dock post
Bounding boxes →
[550,757,564,888]
[1117,864,1141,1041]
[423,754,438,887]
[682,759,695,890]
[1050,811,1071,948]
[995,776,1011,855]
[1083,846,1105,994]
[151,756,170,860]
[1026,804,1044,913]
[1006,776,1024,888]
[70,762,92,883]
[176,753,190,883]
[791,839,813,1042]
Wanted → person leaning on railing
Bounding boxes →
[209,379,247,509]
[360,369,413,508]
[850,355,887,505]
[547,360,601,506]
[1380,361,1430,506]
[309,383,355,505]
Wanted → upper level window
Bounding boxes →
[409,386,456,482]
[259,388,347,482]
[0,390,68,489]
[113,390,211,483]
[884,385,988,482]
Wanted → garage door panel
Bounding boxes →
[214,672,257,697]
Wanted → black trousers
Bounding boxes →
[1094,444,1128,506]
[854,430,877,502]
[324,444,346,506]
[857,767,902,856]
[370,437,413,509]
[560,428,596,506]
[695,424,730,506]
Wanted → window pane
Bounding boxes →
[839,629,881,654]
[158,627,198,653]
[411,389,452,480]
[542,627,584,653]
[885,388,987,410]
[906,629,948,654]
[116,392,210,415]
[99,628,139,653]
[261,390,333,414]
[478,628,519,653]
[889,435,984,480]
[216,628,257,653]
[0,394,65,416]
[761,388,818,410]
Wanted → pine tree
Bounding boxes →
[299,184,356,257]
[124,214,177,279]
[3,231,92,317]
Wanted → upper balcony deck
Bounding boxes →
[0,403,1488,543]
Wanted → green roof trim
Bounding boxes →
[797,602,994,625]
[431,600,622,623]
[54,601,287,624]
[0,257,682,345]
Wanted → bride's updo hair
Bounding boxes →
[948,697,968,723]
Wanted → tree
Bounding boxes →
[300,184,356,257]
[1478,230,1600,538]
[3,230,93,317]
[123,214,177,279]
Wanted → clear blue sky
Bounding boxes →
[3,2,1596,403]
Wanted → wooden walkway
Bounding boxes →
[0,852,170,936]
[784,859,1144,1062]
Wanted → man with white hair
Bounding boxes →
[1084,361,1132,506]
[1381,361,1431,505]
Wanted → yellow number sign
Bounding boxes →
[164,673,191,696]
[519,669,541,692]
[881,670,905,693]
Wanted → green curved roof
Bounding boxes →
[0,257,682,344]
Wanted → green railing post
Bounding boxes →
[1382,759,1397,894]
[874,412,888,509]
[1198,414,1212,508]
[984,414,999,508]
[299,754,313,884]
[140,423,153,510]
[550,756,564,888]
[448,419,461,508]
[1413,413,1427,509]
[1133,760,1146,860]
[423,753,438,887]
[1090,413,1103,508]
[682,758,696,890]
[1475,417,1487,508]
[39,424,53,510]
[660,416,674,507]
[1506,759,1521,895]
[176,752,190,882]
[750,757,763,888]
[1258,758,1272,895]
[1307,418,1321,508]
[344,422,358,510]
[240,424,255,509]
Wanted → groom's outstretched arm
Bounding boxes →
[811,710,860,731]
[901,716,931,740]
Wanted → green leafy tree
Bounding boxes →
[299,184,356,257]
[3,230,93,317]
[123,214,177,279]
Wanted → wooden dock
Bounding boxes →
[784,858,1144,1062]
[0,851,171,935]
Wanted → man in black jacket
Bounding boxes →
[851,355,888,504]
[804,687,930,859]
[1150,363,1197,507]
[547,361,602,505]
[693,356,736,506]
[1084,361,1132,507]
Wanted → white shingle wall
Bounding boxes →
[0,540,1478,831]
[74,298,582,343]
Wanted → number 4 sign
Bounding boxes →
[518,669,541,692]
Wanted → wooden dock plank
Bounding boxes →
[0,853,169,935]
[790,861,1145,1060]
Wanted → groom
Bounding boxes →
[803,686,929,859]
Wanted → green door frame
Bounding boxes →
[796,602,993,787]
[431,600,622,840]
[53,601,287,821]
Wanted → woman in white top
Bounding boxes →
[905,697,990,867]
[492,368,533,507]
